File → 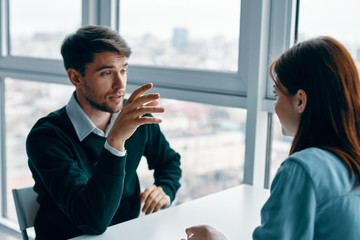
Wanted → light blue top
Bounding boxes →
[253,147,360,240]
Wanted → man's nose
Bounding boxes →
[113,73,126,89]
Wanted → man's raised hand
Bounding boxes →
[107,83,164,151]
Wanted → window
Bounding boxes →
[9,0,81,58]
[119,0,240,71]
[138,98,246,203]
[297,0,360,68]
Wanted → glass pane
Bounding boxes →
[269,114,292,186]
[297,0,360,68]
[268,0,360,187]
[138,99,246,204]
[5,78,74,221]
[9,0,81,59]
[119,0,240,72]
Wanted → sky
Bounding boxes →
[10,0,81,36]
[298,0,360,43]
[9,0,360,47]
[119,0,241,39]
[10,0,241,39]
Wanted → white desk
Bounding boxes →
[72,184,270,240]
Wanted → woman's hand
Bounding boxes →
[181,225,227,240]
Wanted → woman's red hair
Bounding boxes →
[270,36,360,187]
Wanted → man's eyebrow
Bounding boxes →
[95,63,128,72]
[95,65,114,72]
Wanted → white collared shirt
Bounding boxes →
[65,92,126,157]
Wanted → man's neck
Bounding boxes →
[74,93,112,132]
[86,109,112,133]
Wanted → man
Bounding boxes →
[26,25,182,240]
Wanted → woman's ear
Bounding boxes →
[296,89,307,113]
[67,68,82,87]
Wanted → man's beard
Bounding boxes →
[85,95,123,113]
[83,81,125,113]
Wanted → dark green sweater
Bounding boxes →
[27,107,181,239]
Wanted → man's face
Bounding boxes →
[77,51,128,113]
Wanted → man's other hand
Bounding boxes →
[140,185,170,214]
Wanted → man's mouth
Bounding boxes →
[108,95,124,102]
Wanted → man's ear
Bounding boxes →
[295,89,307,113]
[67,68,82,87]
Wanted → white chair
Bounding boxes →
[12,187,39,240]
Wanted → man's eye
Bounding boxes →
[101,71,111,76]
[121,69,128,74]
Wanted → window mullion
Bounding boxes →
[241,0,271,188]
[0,77,6,218]
[265,0,296,102]
[82,0,99,26]
[0,0,8,218]
[98,0,117,29]
[0,0,10,57]
[261,0,297,187]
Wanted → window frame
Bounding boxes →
[0,0,297,232]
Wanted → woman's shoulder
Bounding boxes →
[286,147,347,173]
[282,147,355,200]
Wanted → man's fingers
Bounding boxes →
[120,105,164,126]
[140,185,169,214]
[127,83,153,103]
[143,193,164,214]
[107,83,164,151]
[134,93,160,108]
[142,189,159,207]
[124,93,161,113]
[137,116,162,125]
[140,185,156,203]
[152,194,167,212]
[144,99,159,107]
[135,106,164,116]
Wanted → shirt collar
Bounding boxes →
[66,92,120,141]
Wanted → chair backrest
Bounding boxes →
[12,187,39,240]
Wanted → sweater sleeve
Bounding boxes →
[27,125,127,234]
[252,159,316,240]
[144,122,182,203]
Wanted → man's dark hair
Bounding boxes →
[61,25,132,76]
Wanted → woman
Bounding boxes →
[183,36,360,239]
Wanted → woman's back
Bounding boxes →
[253,147,360,240]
